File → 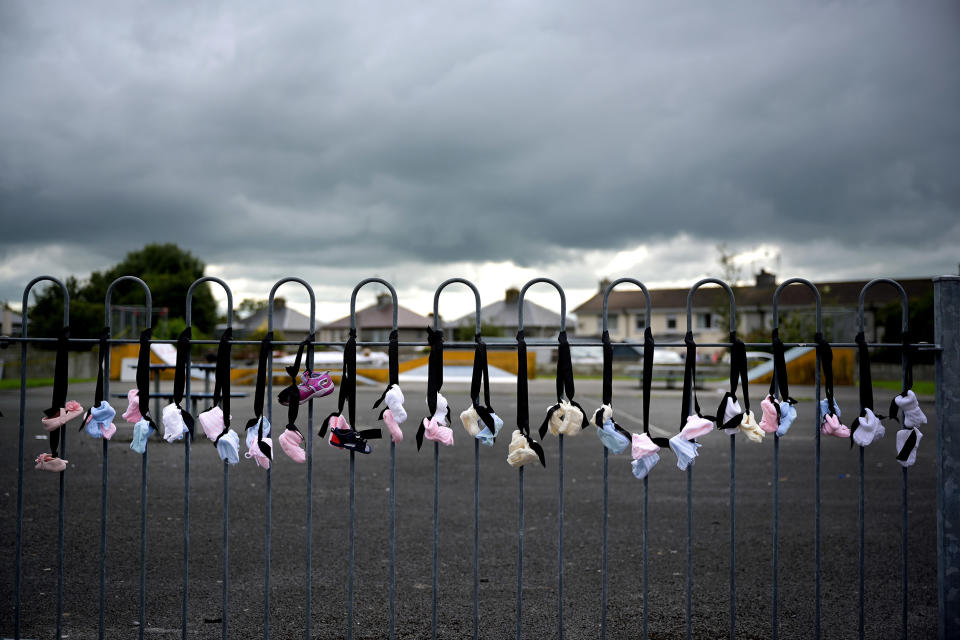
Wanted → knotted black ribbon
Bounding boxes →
[716,331,749,430]
[281,332,314,434]
[815,332,838,417]
[245,332,273,457]
[539,330,589,439]
[680,331,712,426]
[469,333,497,433]
[516,329,545,466]
[417,327,446,450]
[321,328,381,443]
[209,327,233,442]
[892,331,919,461]
[372,329,400,415]
[640,327,669,448]
[135,328,156,435]
[82,327,111,431]
[850,330,885,446]
[172,326,195,438]
[768,328,796,409]
[590,330,638,443]
[43,325,70,457]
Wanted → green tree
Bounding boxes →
[29,244,216,346]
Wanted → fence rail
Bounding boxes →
[3,274,958,640]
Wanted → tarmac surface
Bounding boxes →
[0,379,939,639]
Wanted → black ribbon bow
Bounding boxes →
[245,332,273,458]
[892,331,919,461]
[208,327,233,443]
[171,326,195,438]
[469,333,497,435]
[538,330,589,439]
[417,327,446,451]
[515,329,545,467]
[82,327,111,431]
[43,326,70,457]
[815,332,838,418]
[716,331,749,431]
[373,329,400,418]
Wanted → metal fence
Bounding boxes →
[3,274,959,639]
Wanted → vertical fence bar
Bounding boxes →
[902,466,908,640]
[223,461,229,640]
[14,336,26,639]
[858,445,865,639]
[772,434,779,640]
[516,466,524,640]
[348,450,355,640]
[686,465,693,640]
[934,276,960,640]
[433,441,439,640]
[56,390,67,639]
[559,433,566,640]
[642,475,649,640]
[390,441,397,640]
[99,433,109,640]
[599,442,607,640]
[815,355,822,640]
[473,439,480,640]
[729,435,736,640]
[139,445,148,639]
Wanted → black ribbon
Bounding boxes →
[888,331,915,424]
[135,328,154,429]
[245,332,273,457]
[282,332,314,434]
[539,330,589,439]
[716,331,749,430]
[210,328,233,427]
[82,327,111,430]
[469,333,497,433]
[321,328,355,437]
[768,328,796,405]
[815,332,837,417]
[418,327,445,451]
[850,330,884,446]
[641,328,669,448]
[373,329,400,414]
[172,326,195,438]
[515,329,545,467]
[43,325,70,456]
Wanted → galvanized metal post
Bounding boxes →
[935,276,960,639]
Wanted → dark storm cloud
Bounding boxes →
[1,0,958,306]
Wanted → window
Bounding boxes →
[697,312,713,329]
[666,315,677,330]
[608,314,619,331]
[635,314,646,330]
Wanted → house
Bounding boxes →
[1,305,22,336]
[320,293,432,343]
[445,287,577,339]
[573,272,933,357]
[230,298,315,342]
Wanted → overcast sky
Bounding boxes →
[1,1,958,322]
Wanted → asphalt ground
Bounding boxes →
[0,380,938,639]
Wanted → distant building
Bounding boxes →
[230,297,314,342]
[574,272,933,356]
[1,305,22,336]
[320,293,432,343]
[445,287,577,339]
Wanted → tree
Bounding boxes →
[29,243,216,346]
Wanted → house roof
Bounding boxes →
[323,302,431,330]
[448,298,577,330]
[573,278,934,313]
[235,305,315,334]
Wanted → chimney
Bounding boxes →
[376,292,392,307]
[755,269,776,288]
[505,287,519,303]
[598,278,612,293]
[274,297,286,310]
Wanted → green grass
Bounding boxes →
[874,379,936,396]
[0,377,95,390]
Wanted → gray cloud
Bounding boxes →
[1,1,958,311]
